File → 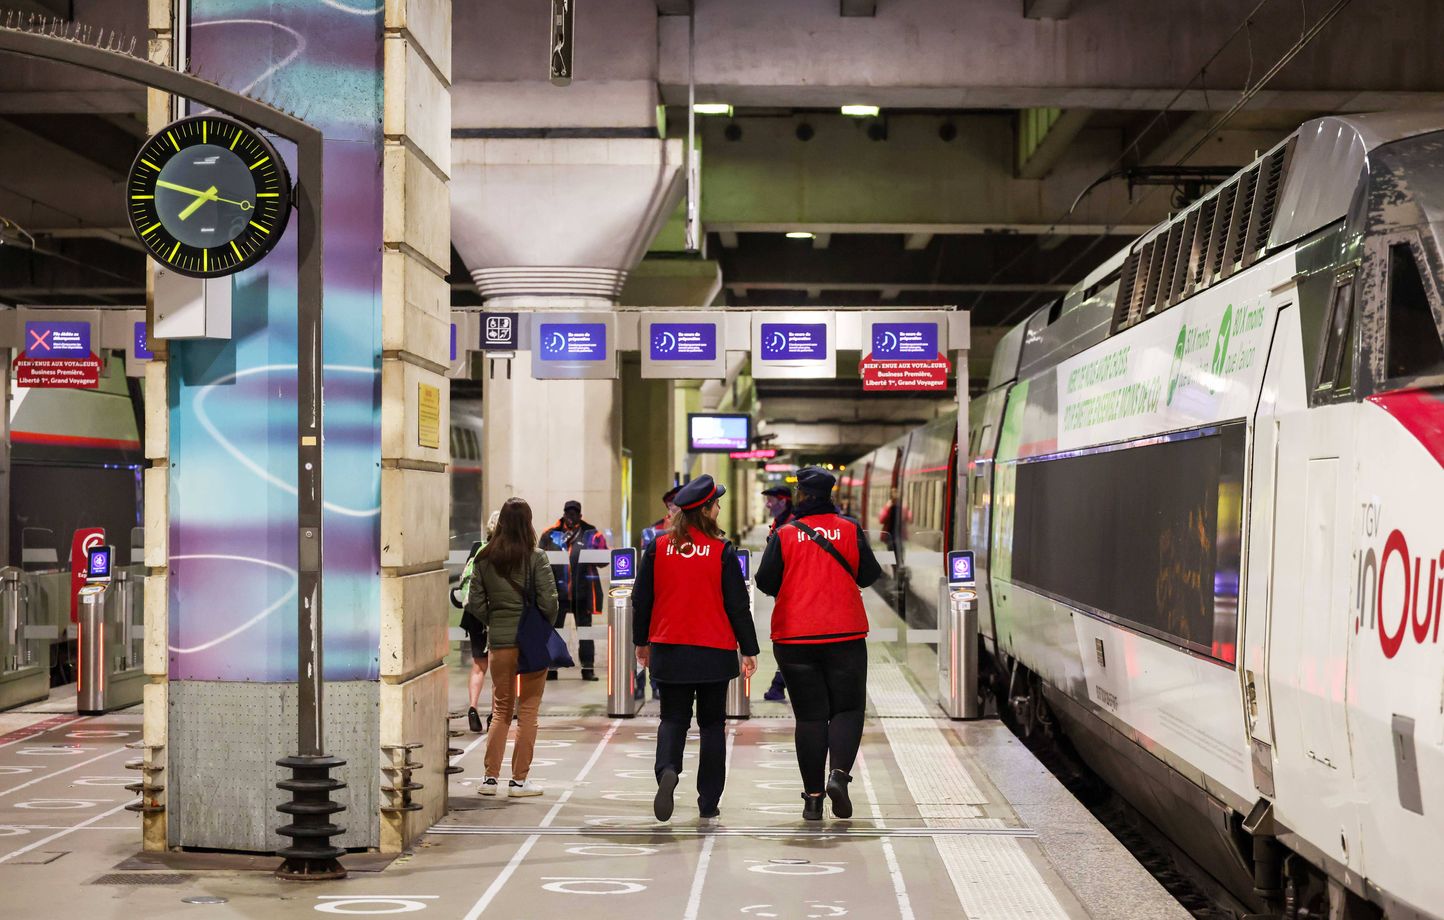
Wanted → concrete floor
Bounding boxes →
[0,591,1190,920]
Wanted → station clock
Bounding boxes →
[125,114,292,278]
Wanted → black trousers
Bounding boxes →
[655,680,728,810]
[774,638,867,794]
[553,603,595,669]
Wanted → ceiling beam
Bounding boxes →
[655,0,692,13]
[727,281,1072,293]
[31,227,144,253]
[1023,0,1072,19]
[1016,108,1092,180]
[840,0,877,16]
[0,116,127,182]
[718,230,739,248]
[707,221,1152,236]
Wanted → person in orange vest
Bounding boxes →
[634,475,759,823]
[755,466,881,821]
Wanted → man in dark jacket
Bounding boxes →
[540,500,608,680]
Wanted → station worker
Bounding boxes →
[540,499,608,681]
[466,497,559,798]
[756,466,881,821]
[633,475,760,823]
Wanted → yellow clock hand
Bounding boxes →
[177,185,218,220]
[156,179,251,211]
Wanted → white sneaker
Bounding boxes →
[508,779,542,797]
[478,777,499,796]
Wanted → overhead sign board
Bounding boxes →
[15,320,102,388]
[529,312,617,379]
[641,313,725,379]
[479,312,520,352]
[861,312,951,392]
[751,311,836,379]
[26,320,90,359]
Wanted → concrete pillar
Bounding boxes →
[621,357,676,546]
[145,0,450,855]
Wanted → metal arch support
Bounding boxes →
[0,25,338,879]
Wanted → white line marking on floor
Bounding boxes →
[461,720,620,920]
[681,721,737,920]
[0,747,125,798]
[856,752,915,920]
[0,800,130,864]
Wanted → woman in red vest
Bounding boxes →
[634,474,759,823]
[755,466,881,821]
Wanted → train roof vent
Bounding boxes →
[1191,195,1218,289]
[1209,182,1238,281]
[1111,248,1142,334]
[1246,139,1294,265]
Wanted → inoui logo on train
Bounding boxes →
[1357,501,1443,659]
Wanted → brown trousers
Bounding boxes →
[484,647,548,781]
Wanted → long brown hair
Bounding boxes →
[477,497,536,581]
[666,500,725,553]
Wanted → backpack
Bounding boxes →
[454,540,484,625]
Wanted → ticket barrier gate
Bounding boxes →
[938,551,980,720]
[76,548,144,715]
[0,568,53,710]
[724,549,754,720]
[606,548,640,717]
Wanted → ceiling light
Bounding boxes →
[840,104,880,117]
[692,103,733,116]
[785,231,816,240]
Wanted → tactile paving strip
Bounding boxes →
[934,835,1073,919]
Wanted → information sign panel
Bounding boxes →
[611,548,637,582]
[750,311,836,379]
[26,320,90,359]
[861,312,951,392]
[530,312,617,379]
[948,550,976,586]
[133,322,154,360]
[480,312,519,351]
[640,314,724,379]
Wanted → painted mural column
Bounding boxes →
[143,0,449,853]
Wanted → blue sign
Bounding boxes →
[759,323,827,360]
[649,322,716,361]
[25,321,90,360]
[737,549,751,582]
[872,322,938,360]
[611,548,637,582]
[449,323,457,362]
[948,550,975,585]
[87,547,112,579]
[133,321,154,360]
[539,322,607,361]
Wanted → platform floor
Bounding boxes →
[0,591,1190,919]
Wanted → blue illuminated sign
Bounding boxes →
[611,548,636,582]
[25,321,90,360]
[737,549,751,582]
[133,322,153,360]
[87,547,112,579]
[948,550,975,585]
[450,323,457,362]
[539,322,607,361]
[649,322,716,361]
[759,323,827,360]
[872,322,937,360]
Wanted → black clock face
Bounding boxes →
[126,114,292,278]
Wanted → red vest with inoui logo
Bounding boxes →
[650,530,737,650]
[770,514,868,643]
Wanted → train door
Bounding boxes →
[968,389,1006,646]
[1268,268,1363,872]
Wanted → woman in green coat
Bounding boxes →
[465,498,559,797]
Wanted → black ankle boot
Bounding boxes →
[655,768,678,822]
[467,707,483,734]
[825,770,853,819]
[801,792,824,821]
[581,668,599,682]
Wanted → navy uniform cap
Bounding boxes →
[675,475,726,510]
[760,485,791,498]
[796,466,836,494]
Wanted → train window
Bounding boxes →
[1385,243,1444,381]
[1317,272,1356,395]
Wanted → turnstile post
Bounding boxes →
[607,588,640,717]
[938,579,980,720]
[78,587,106,715]
[725,654,750,719]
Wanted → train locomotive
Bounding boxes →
[844,113,1444,920]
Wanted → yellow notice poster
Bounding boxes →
[418,383,441,449]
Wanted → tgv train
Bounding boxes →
[847,114,1444,919]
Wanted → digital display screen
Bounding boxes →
[26,320,90,360]
[538,322,607,361]
[948,550,974,585]
[759,323,827,361]
[689,413,751,453]
[737,549,751,582]
[610,548,637,582]
[649,322,717,362]
[87,547,112,579]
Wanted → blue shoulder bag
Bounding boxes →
[515,557,575,674]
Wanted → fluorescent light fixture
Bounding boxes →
[692,103,733,116]
[840,104,880,117]
[785,231,816,240]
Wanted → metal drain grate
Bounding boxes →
[92,873,192,886]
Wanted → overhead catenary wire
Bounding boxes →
[981,0,1356,328]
